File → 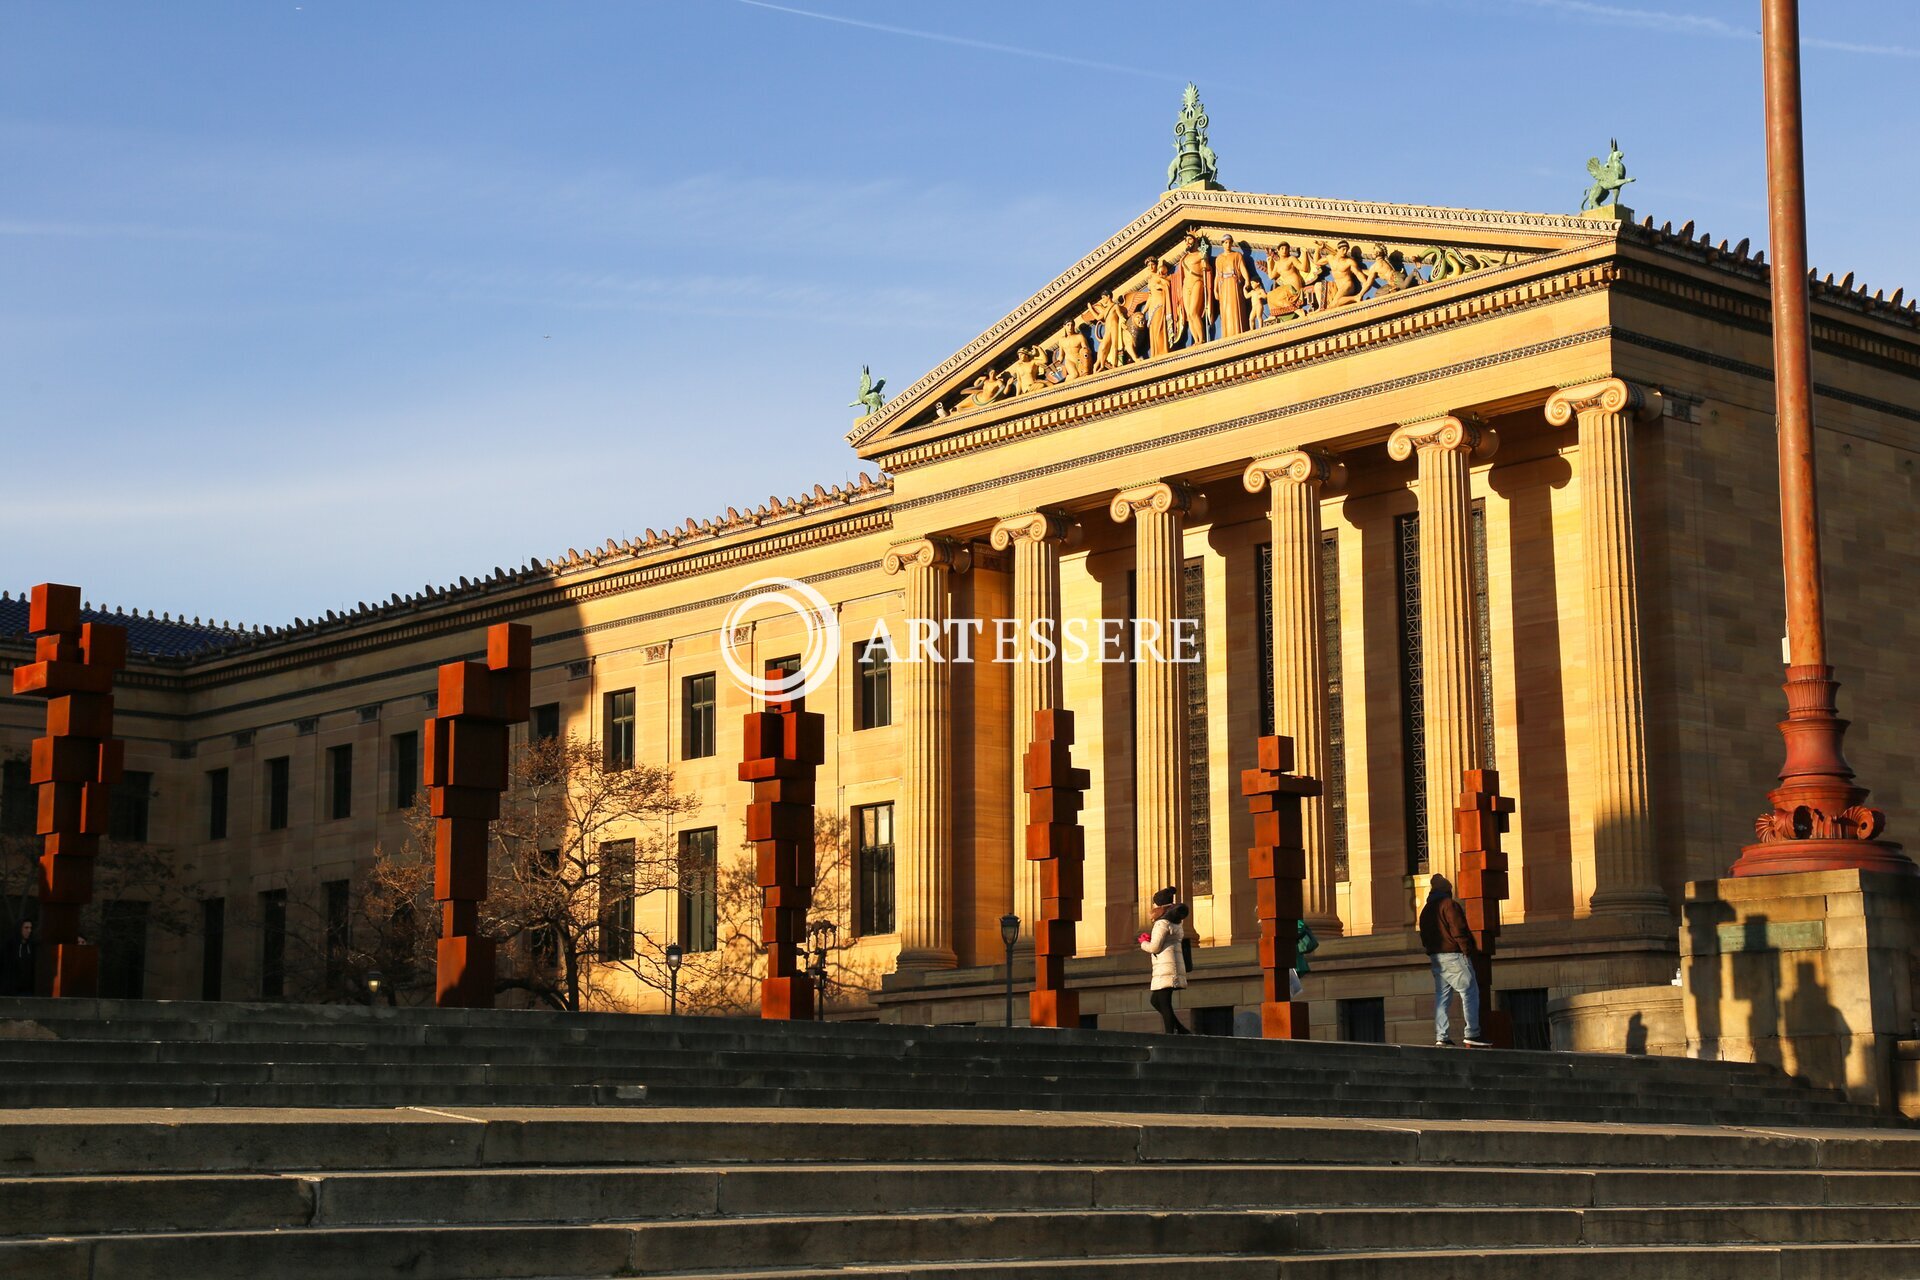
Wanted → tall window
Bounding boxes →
[677,827,719,952]
[1182,558,1212,895]
[99,900,149,999]
[207,767,230,841]
[327,745,353,820]
[1396,504,1493,874]
[596,839,635,960]
[682,674,716,759]
[531,703,561,743]
[200,897,224,1001]
[110,771,152,842]
[854,640,891,730]
[604,690,636,769]
[1322,531,1349,883]
[1257,537,1349,882]
[855,802,896,936]
[391,731,418,809]
[1,759,33,836]
[529,848,560,967]
[324,878,351,991]
[266,756,290,831]
[259,888,288,999]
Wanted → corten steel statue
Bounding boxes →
[424,622,532,1008]
[1455,769,1516,1049]
[1729,0,1908,877]
[1242,735,1319,1039]
[11,584,125,998]
[742,666,824,1020]
[1024,708,1088,1028]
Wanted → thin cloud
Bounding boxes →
[734,0,1173,79]
[1503,0,1920,57]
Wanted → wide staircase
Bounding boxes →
[7,1105,1920,1278]
[0,995,1893,1126]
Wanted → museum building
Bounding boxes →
[4,171,1917,1041]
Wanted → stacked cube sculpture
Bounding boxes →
[1242,734,1320,1039]
[424,622,531,1008]
[11,584,125,998]
[1024,708,1088,1028]
[741,670,824,1020]
[1455,767,1516,1048]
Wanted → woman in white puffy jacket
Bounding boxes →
[1140,900,1192,1035]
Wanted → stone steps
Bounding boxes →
[0,996,1885,1126]
[5,1108,1920,1278]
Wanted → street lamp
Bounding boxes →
[363,970,384,1007]
[998,913,1020,1028]
[664,943,683,1016]
[806,919,838,1021]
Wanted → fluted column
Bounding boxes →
[989,510,1074,940]
[1388,416,1498,882]
[1244,450,1347,935]
[882,536,971,969]
[1110,480,1199,914]
[1548,377,1667,916]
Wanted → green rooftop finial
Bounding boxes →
[1582,139,1635,211]
[1166,83,1220,191]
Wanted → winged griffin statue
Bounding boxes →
[1582,140,1635,211]
[849,366,886,416]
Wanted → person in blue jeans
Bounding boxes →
[1418,875,1491,1048]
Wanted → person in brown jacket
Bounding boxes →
[1419,875,1490,1047]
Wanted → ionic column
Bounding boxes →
[1388,416,1498,882]
[1110,480,1198,914]
[883,536,971,969]
[1547,377,1667,916]
[989,510,1074,939]
[1243,450,1347,935]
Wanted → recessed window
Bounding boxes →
[110,771,153,842]
[327,745,353,820]
[207,767,230,841]
[597,839,635,961]
[531,703,561,742]
[266,757,290,831]
[855,802,896,937]
[677,827,718,953]
[605,690,636,769]
[260,888,288,999]
[854,639,891,730]
[681,674,716,760]
[391,731,418,810]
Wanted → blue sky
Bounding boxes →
[4,0,1915,625]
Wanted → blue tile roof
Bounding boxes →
[0,595,248,659]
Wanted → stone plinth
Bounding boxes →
[1681,868,1920,1110]
[1549,984,1684,1055]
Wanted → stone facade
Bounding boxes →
[4,189,1917,1043]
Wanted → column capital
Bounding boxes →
[1388,415,1499,463]
[1243,449,1348,495]
[988,509,1076,551]
[1545,377,1664,426]
[882,536,971,576]
[1109,479,1200,524]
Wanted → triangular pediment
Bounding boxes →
[848,189,1623,458]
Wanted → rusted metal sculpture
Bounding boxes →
[11,584,125,998]
[1024,708,1087,1028]
[1242,734,1318,1039]
[1455,768,1516,1048]
[742,667,823,1020]
[424,622,531,1008]
[1731,0,1907,876]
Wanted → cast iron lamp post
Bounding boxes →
[363,970,384,1007]
[806,919,838,1022]
[998,913,1020,1028]
[664,943,682,1016]
[1729,0,1908,876]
